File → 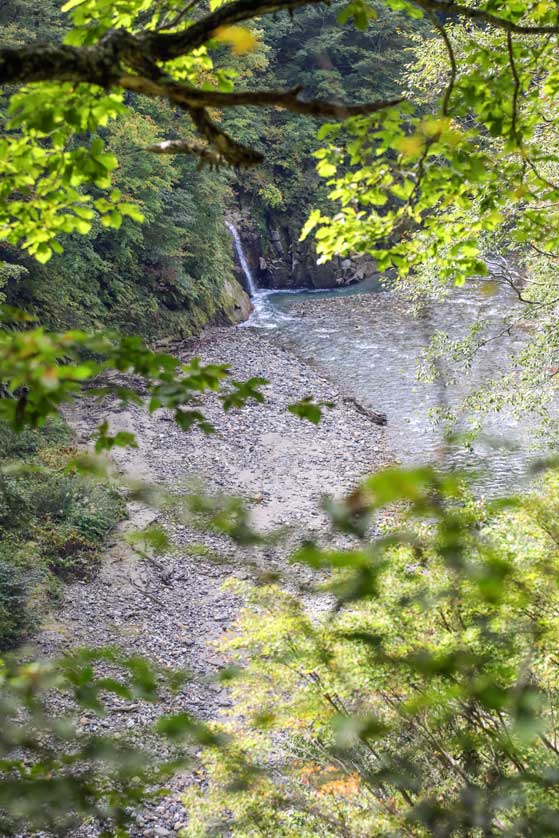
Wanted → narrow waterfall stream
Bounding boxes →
[225,221,258,297]
[226,220,280,328]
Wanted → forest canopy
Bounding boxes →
[2,0,559,278]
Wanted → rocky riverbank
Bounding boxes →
[34,325,388,837]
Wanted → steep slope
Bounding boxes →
[0,0,250,339]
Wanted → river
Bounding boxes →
[239,276,541,496]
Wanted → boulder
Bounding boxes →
[218,277,252,324]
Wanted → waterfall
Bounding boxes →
[225,220,258,298]
[225,219,293,329]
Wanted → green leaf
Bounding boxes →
[288,397,334,424]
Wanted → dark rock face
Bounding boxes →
[229,204,379,291]
[264,249,380,290]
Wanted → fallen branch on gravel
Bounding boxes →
[342,395,387,426]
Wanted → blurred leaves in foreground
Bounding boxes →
[183,465,559,837]
[4,454,559,835]
[0,649,186,836]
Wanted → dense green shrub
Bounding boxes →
[26,473,77,522]
[0,420,126,648]
[68,482,127,543]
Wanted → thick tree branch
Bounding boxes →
[127,76,400,164]
[411,0,559,35]
[0,0,327,88]
[120,75,402,118]
[147,135,262,169]
[147,137,225,163]
[188,107,264,166]
[8,0,549,171]
[428,12,456,116]
[0,42,122,86]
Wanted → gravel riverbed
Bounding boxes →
[34,324,388,837]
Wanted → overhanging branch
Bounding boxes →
[0,0,391,165]
[0,0,329,87]
[0,42,122,86]
[120,75,402,118]
[188,107,264,167]
[147,137,238,167]
[4,0,551,170]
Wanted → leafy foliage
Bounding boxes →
[288,396,334,424]
[308,2,559,286]
[0,0,246,340]
[0,310,266,435]
[0,648,199,836]
[2,82,134,263]
[184,466,559,836]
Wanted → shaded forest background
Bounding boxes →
[0,0,410,338]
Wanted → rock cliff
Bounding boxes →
[229,201,379,292]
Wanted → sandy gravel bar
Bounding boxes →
[34,325,388,837]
